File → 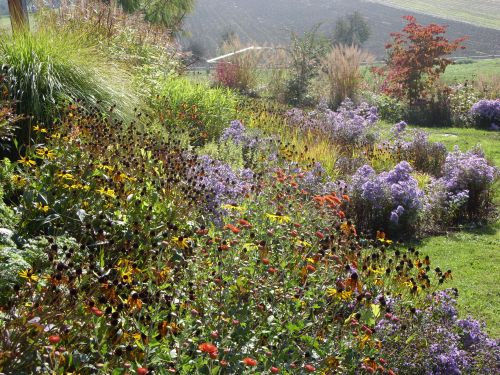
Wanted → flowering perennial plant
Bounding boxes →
[286,99,379,152]
[349,161,423,235]
[470,99,500,128]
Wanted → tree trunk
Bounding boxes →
[7,0,30,33]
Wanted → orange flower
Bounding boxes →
[238,219,251,228]
[242,357,257,366]
[198,342,218,355]
[128,292,143,311]
[224,224,241,234]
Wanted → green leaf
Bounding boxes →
[406,333,417,344]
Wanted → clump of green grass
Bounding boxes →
[152,76,240,142]
[0,26,135,124]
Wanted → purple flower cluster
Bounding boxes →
[392,120,407,135]
[220,120,260,148]
[398,130,447,176]
[350,161,423,230]
[441,147,497,193]
[285,99,379,151]
[188,154,254,222]
[470,99,500,123]
[375,289,499,375]
[423,147,498,223]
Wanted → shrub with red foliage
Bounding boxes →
[214,61,240,89]
[380,16,467,104]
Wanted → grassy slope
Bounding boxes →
[367,0,500,30]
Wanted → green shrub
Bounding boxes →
[449,83,479,127]
[0,26,134,125]
[0,246,29,305]
[362,92,406,122]
[152,77,240,144]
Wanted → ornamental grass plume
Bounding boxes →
[321,44,374,108]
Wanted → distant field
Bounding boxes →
[367,0,500,30]
[0,14,9,30]
[182,0,500,59]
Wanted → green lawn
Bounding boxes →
[417,222,500,338]
[442,58,500,83]
[423,126,500,166]
[378,121,500,166]
[379,122,500,337]
[413,126,500,338]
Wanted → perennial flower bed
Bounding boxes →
[0,99,498,374]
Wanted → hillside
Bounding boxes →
[368,0,500,30]
[180,0,500,59]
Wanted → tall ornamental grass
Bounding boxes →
[321,44,373,108]
[0,26,134,123]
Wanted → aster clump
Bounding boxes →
[286,99,379,153]
[470,99,500,128]
[397,130,447,176]
[435,147,498,222]
[188,154,255,222]
[376,289,500,375]
[349,161,423,236]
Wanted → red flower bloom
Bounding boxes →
[198,343,218,355]
[242,357,257,366]
[304,364,316,372]
[91,306,104,316]
[48,335,61,344]
[137,368,149,375]
[270,366,280,373]
[262,258,270,265]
